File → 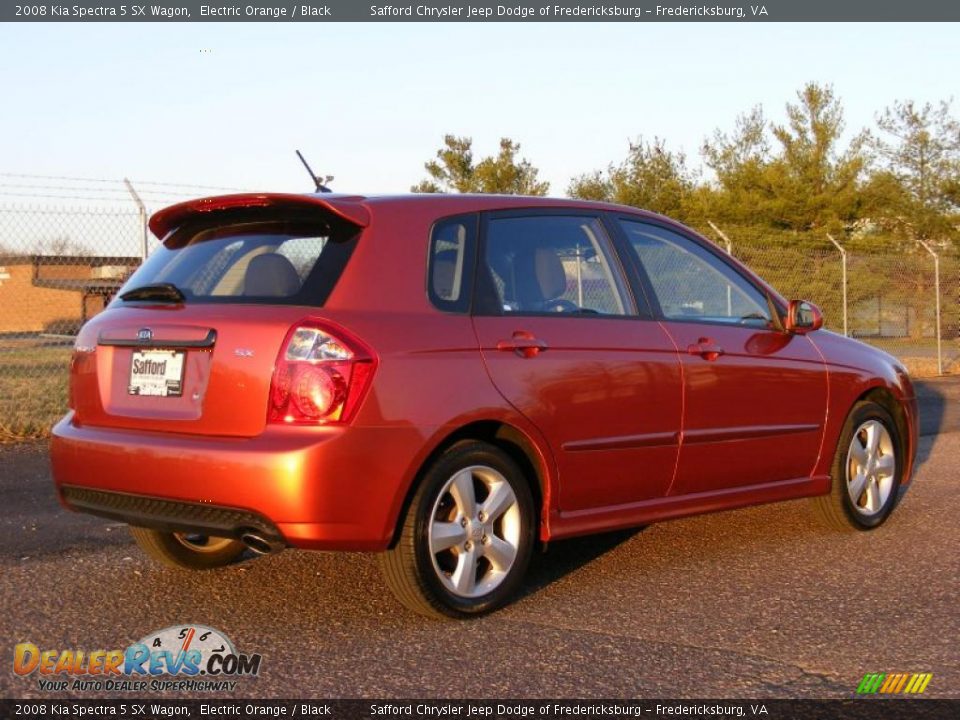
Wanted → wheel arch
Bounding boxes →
[821,382,913,491]
[386,420,553,549]
[810,383,911,531]
[857,385,912,482]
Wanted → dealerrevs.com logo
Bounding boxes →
[856,672,933,695]
[13,625,262,692]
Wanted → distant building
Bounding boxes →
[0,255,140,335]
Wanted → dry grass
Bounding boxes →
[899,356,960,378]
[0,345,71,442]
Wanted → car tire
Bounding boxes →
[128,527,246,569]
[810,400,902,531]
[379,440,536,619]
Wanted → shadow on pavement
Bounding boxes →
[915,380,946,437]
[518,527,644,600]
[913,377,960,469]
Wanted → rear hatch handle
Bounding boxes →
[98,329,217,349]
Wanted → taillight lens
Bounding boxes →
[268,322,375,425]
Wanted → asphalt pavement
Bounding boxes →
[1,378,958,699]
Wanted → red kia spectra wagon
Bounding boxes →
[51,192,918,618]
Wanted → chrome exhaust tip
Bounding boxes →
[240,532,284,555]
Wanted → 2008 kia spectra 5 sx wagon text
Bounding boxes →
[51,192,919,618]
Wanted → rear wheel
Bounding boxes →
[129,527,246,569]
[379,441,536,619]
[810,400,902,531]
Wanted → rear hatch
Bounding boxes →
[70,194,367,438]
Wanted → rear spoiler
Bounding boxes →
[148,193,371,239]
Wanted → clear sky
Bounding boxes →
[0,22,957,201]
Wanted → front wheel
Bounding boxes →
[810,400,902,531]
[129,527,246,569]
[379,441,536,619]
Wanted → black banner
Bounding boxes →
[3,1,960,23]
[2,699,959,720]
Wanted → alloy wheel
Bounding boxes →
[845,419,896,516]
[427,465,522,598]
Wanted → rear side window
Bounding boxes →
[117,214,357,306]
[428,215,477,313]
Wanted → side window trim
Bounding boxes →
[600,211,655,319]
[613,216,780,327]
[472,209,641,319]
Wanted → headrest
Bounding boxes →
[243,253,301,297]
[432,249,459,301]
[534,247,567,300]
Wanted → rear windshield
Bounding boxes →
[115,215,357,306]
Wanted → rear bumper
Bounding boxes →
[50,413,429,551]
[60,486,284,545]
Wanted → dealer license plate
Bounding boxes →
[128,350,185,397]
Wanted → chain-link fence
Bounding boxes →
[0,174,245,441]
[713,225,959,378]
[0,206,144,440]
[0,178,957,441]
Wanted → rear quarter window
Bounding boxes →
[427,215,477,313]
[116,214,358,306]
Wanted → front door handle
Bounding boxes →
[497,331,548,359]
[687,337,724,361]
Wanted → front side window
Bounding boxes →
[479,215,634,316]
[620,221,771,326]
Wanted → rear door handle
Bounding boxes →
[497,331,548,359]
[687,337,724,361]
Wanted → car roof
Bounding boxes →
[148,191,676,239]
[347,192,665,216]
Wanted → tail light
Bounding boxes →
[268,321,376,425]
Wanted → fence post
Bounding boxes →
[707,221,734,316]
[826,234,848,337]
[707,220,734,255]
[123,178,149,261]
[916,239,942,376]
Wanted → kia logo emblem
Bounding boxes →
[137,328,153,341]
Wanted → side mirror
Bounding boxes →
[785,300,823,335]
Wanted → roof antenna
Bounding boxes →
[296,150,334,193]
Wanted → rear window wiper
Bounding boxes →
[119,282,186,304]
